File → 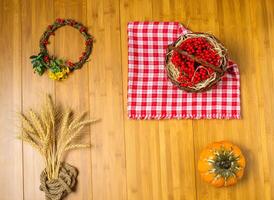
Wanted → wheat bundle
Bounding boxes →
[18,94,96,200]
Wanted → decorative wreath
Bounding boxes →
[30,18,93,80]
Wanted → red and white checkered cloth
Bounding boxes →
[127,22,240,119]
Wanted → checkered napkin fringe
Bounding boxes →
[127,22,241,119]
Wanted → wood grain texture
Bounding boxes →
[54,1,93,199]
[0,0,274,199]
[0,0,23,199]
[21,0,55,199]
[87,0,127,199]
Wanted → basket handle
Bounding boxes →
[168,45,224,73]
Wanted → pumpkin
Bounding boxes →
[198,141,246,187]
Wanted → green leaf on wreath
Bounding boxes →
[55,59,62,65]
[34,65,46,76]
[30,55,37,59]
[30,53,48,76]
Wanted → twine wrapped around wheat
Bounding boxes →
[18,95,96,200]
[165,32,228,92]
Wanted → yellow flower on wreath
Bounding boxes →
[48,66,70,80]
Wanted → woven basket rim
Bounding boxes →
[165,32,228,92]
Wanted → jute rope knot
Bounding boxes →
[40,163,78,200]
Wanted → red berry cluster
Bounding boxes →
[85,38,93,46]
[66,60,74,67]
[47,25,53,30]
[171,37,221,87]
[56,18,65,23]
[80,27,87,33]
[43,55,49,63]
[78,52,86,61]
[43,40,49,45]
[68,20,77,26]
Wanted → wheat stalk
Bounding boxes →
[18,94,93,180]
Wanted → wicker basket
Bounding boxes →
[165,32,228,92]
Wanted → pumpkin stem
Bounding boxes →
[216,159,231,169]
[210,147,241,179]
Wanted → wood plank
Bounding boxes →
[53,0,92,199]
[21,0,55,199]
[119,1,154,199]
[248,0,274,199]
[263,0,274,198]
[151,1,197,200]
[191,0,271,199]
[0,0,274,199]
[120,0,196,199]
[87,0,127,199]
[0,0,23,199]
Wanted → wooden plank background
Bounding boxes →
[0,0,273,199]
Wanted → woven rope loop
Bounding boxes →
[40,163,78,200]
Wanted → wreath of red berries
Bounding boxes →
[165,33,227,92]
[30,18,93,80]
